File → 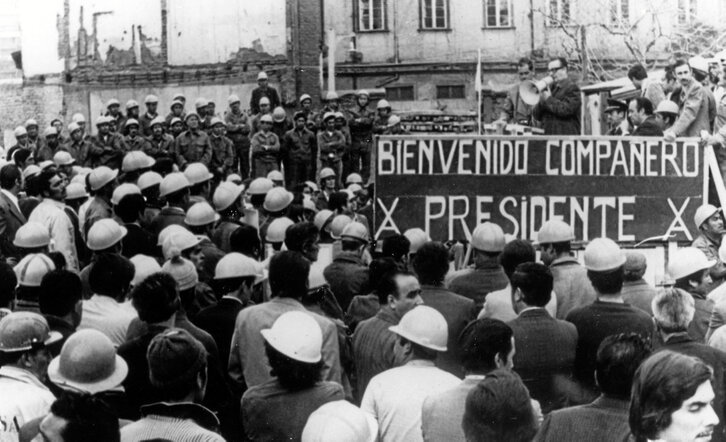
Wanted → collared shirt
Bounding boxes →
[28,198,79,271]
[174,130,212,167]
[228,297,342,389]
[283,128,316,161]
[120,402,224,442]
[0,366,55,442]
[480,283,558,322]
[78,294,138,346]
[361,359,460,442]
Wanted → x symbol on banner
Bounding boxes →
[376,197,400,239]
[665,197,693,242]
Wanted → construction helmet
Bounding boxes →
[389,305,447,352]
[536,219,575,244]
[194,98,208,109]
[301,400,378,442]
[106,98,120,109]
[25,119,38,129]
[226,173,242,184]
[319,168,336,181]
[261,311,323,363]
[694,204,721,229]
[668,247,716,280]
[210,117,225,127]
[13,126,27,138]
[14,253,55,287]
[185,202,220,227]
[248,178,274,196]
[94,116,110,127]
[376,99,391,110]
[144,94,159,104]
[215,252,260,280]
[404,228,430,254]
[267,170,284,182]
[325,91,339,101]
[110,183,142,206]
[260,114,273,124]
[470,222,505,252]
[259,96,271,106]
[184,163,214,185]
[157,224,189,247]
[150,116,165,128]
[130,254,162,286]
[265,217,295,243]
[161,230,202,260]
[43,127,57,138]
[121,151,155,173]
[53,151,75,167]
[124,119,140,129]
[137,171,163,191]
[125,99,139,110]
[583,237,626,272]
[67,122,81,134]
[299,94,312,103]
[329,215,353,240]
[13,222,50,249]
[159,172,190,197]
[345,173,363,185]
[341,221,369,243]
[228,94,241,106]
[65,182,89,200]
[357,89,370,97]
[213,181,243,211]
[263,187,294,212]
[88,166,118,191]
[272,107,287,123]
[86,219,128,251]
[72,113,86,123]
[0,312,62,353]
[314,209,335,232]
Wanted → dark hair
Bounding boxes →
[552,56,568,69]
[510,262,553,307]
[369,257,399,297]
[674,268,708,292]
[0,164,21,190]
[459,319,513,373]
[596,333,651,399]
[376,270,411,305]
[24,174,41,197]
[214,276,256,299]
[587,267,624,295]
[285,222,318,253]
[37,170,59,197]
[269,251,310,299]
[693,68,707,82]
[674,58,689,69]
[13,148,32,168]
[265,342,322,391]
[664,64,676,82]
[499,239,535,278]
[39,270,82,317]
[381,234,410,262]
[462,369,537,442]
[628,64,648,81]
[165,188,188,206]
[114,193,145,223]
[131,272,180,323]
[328,192,349,212]
[630,351,713,442]
[47,251,67,271]
[89,253,134,298]
[230,225,261,258]
[632,97,654,115]
[0,262,16,308]
[412,242,449,285]
[341,238,364,252]
[49,392,120,442]
[518,57,534,71]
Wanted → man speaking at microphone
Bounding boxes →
[532,57,582,135]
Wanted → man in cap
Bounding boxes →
[628,63,666,109]
[250,114,281,178]
[347,90,375,181]
[165,94,187,126]
[532,57,582,135]
[669,247,717,343]
[225,94,252,179]
[173,112,212,169]
[500,57,537,126]
[209,118,235,179]
[361,305,460,442]
[323,221,370,311]
[317,112,346,186]
[25,119,43,154]
[447,222,510,311]
[194,98,212,132]
[251,97,273,135]
[629,97,663,136]
[0,312,60,440]
[7,126,30,162]
[150,172,190,236]
[298,93,318,131]
[83,166,118,236]
[123,119,152,153]
[28,170,79,271]
[664,59,712,141]
[250,71,281,115]
[36,127,61,162]
[39,270,82,346]
[124,100,141,131]
[283,111,317,189]
[314,91,341,129]
[105,98,126,130]
[621,251,657,314]
[0,164,26,262]
[565,237,653,401]
[604,98,630,135]
[60,122,91,166]
[139,95,160,137]
[146,116,174,160]
[211,181,245,253]
[89,116,126,169]
[372,99,393,134]
[692,204,726,286]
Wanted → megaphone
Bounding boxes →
[519,76,554,105]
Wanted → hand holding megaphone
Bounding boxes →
[519,76,554,105]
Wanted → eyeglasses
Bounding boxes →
[518,71,531,77]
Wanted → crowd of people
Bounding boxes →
[0,67,726,442]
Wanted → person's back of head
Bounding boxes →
[89,253,134,299]
[39,270,82,319]
[412,242,449,286]
[381,234,411,265]
[369,257,399,299]
[269,251,310,299]
[587,267,624,295]
[42,392,120,442]
[511,262,553,307]
[114,193,145,224]
[462,368,536,442]
[652,288,694,334]
[596,333,651,400]
[624,251,648,282]
[146,328,208,403]
[628,63,648,81]
[131,272,180,324]
[285,222,318,254]
[230,224,261,258]
[499,239,535,278]
[0,261,16,310]
[458,318,514,374]
[328,191,349,213]
[0,164,21,191]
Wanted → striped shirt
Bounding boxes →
[120,402,224,442]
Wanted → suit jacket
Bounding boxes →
[672,79,712,137]
[632,115,663,136]
[534,395,631,442]
[533,78,581,135]
[193,297,248,373]
[508,308,578,413]
[420,285,476,378]
[421,377,480,442]
[0,191,26,259]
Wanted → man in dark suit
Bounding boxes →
[533,57,581,135]
[508,262,578,413]
[652,287,726,442]
[0,164,26,261]
[629,97,664,136]
[413,242,476,378]
[535,333,651,442]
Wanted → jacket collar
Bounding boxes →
[664,331,694,345]
[375,305,399,325]
[518,307,550,318]
[0,366,49,391]
[140,402,220,432]
[550,255,580,267]
[592,395,629,411]
[334,251,365,265]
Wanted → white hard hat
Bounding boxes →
[319,168,336,180]
[226,173,242,184]
[159,172,190,197]
[194,98,208,109]
[248,178,274,196]
[257,71,268,81]
[323,112,335,122]
[265,217,295,243]
[583,237,626,272]
[86,219,127,251]
[25,119,38,128]
[689,56,709,73]
[53,151,75,167]
[65,182,89,200]
[303,197,317,213]
[389,305,447,352]
[43,127,58,138]
[263,187,294,212]
[172,93,186,101]
[299,94,312,103]
[185,202,220,227]
[130,254,162,286]
[668,247,716,280]
[345,173,363,185]
[21,165,40,181]
[137,171,163,191]
[387,115,401,127]
[260,114,273,124]
[470,222,505,252]
[267,170,284,182]
[329,215,353,240]
[305,181,319,192]
[210,117,225,127]
[13,222,50,248]
[314,209,334,231]
[157,224,189,247]
[213,181,244,211]
[184,163,214,185]
[121,151,155,173]
[302,400,377,442]
[39,160,54,171]
[106,98,120,108]
[144,94,159,104]
[95,116,110,127]
[694,204,721,229]
[14,253,55,287]
[341,221,369,243]
[655,100,679,115]
[150,116,165,128]
[72,113,86,123]
[215,252,260,280]
[403,228,430,254]
[357,89,370,97]
[261,311,322,363]
[272,107,287,123]
[536,219,575,244]
[377,99,391,109]
[110,183,142,206]
[124,118,140,128]
[125,99,139,110]
[228,94,241,105]
[14,126,27,138]
[68,122,81,134]
[162,230,202,260]
[325,91,338,101]
[88,166,118,191]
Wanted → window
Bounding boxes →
[420,0,449,30]
[610,0,629,26]
[357,0,387,31]
[386,86,415,101]
[436,85,466,99]
[484,0,512,28]
[547,0,572,26]
[678,0,696,25]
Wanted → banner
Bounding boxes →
[374,135,707,244]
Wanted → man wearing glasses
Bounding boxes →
[501,58,537,126]
[532,57,582,135]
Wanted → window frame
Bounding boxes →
[677,0,696,25]
[546,0,573,27]
[419,0,451,31]
[355,0,389,33]
[385,85,416,101]
[436,84,466,100]
[483,0,515,28]
[609,0,629,27]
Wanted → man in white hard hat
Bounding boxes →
[317,113,346,187]
[150,172,190,236]
[122,119,152,153]
[211,181,245,253]
[0,164,26,261]
[174,113,213,169]
[165,94,187,126]
[140,94,160,137]
[36,127,61,162]
[692,204,726,285]
[283,111,316,190]
[83,166,118,236]
[565,237,653,401]
[664,59,711,141]
[60,122,91,166]
[361,305,460,442]
[323,221,370,311]
[669,247,717,343]
[209,118,235,179]
[250,114,281,178]
[89,116,125,170]
[372,99,393,134]
[347,90,375,182]
[251,97,273,136]
[447,222,510,311]
[298,93,317,132]
[225,94,252,179]
[105,98,125,129]
[536,218,597,319]
[250,71,281,115]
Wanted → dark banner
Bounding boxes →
[374,136,706,244]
